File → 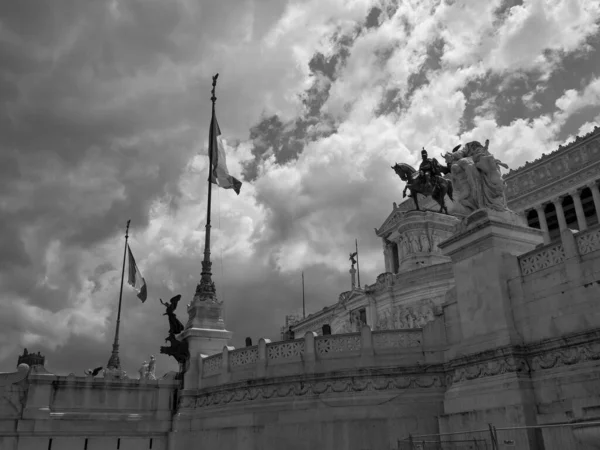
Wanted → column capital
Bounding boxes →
[551,196,564,205]
[587,181,599,190]
[568,188,582,198]
[534,203,546,213]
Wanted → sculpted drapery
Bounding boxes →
[443,140,508,214]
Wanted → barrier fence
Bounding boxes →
[398,421,600,450]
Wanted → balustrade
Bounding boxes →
[200,327,424,380]
[518,224,600,276]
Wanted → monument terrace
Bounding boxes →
[2,128,600,450]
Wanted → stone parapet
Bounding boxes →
[194,326,436,389]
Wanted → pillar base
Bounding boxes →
[440,208,544,356]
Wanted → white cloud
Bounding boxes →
[487,0,600,78]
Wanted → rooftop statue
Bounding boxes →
[442,139,509,215]
[159,294,190,373]
[160,294,184,336]
[392,148,454,214]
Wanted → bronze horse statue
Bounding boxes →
[391,161,454,214]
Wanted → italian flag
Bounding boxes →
[127,245,147,302]
[209,109,242,195]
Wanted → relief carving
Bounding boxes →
[186,375,445,409]
[446,356,530,387]
[376,299,436,330]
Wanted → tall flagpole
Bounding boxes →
[355,238,361,288]
[107,219,130,372]
[195,74,219,303]
[302,272,306,319]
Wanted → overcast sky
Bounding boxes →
[1,0,599,376]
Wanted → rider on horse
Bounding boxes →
[418,148,443,192]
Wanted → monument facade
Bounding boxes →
[2,130,600,449]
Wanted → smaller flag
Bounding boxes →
[127,245,147,302]
[209,112,242,195]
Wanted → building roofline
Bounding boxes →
[504,126,600,180]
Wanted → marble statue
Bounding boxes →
[442,139,508,214]
[138,361,149,380]
[147,355,156,380]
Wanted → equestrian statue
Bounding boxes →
[392,147,456,214]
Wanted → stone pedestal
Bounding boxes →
[439,209,544,357]
[180,295,232,390]
[438,209,544,449]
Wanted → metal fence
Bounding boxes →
[398,425,498,450]
[398,420,600,450]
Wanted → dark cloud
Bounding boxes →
[377,38,446,116]
[365,7,383,29]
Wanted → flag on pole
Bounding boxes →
[127,245,147,302]
[209,110,242,195]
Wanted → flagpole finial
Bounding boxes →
[126,219,131,238]
[211,73,219,105]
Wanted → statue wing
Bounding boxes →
[452,145,461,153]
[169,294,182,308]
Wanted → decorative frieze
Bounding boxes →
[376,300,436,330]
[446,333,600,386]
[507,162,600,211]
[505,127,600,201]
[178,374,445,409]
[529,341,600,370]
[446,356,530,386]
[372,330,421,349]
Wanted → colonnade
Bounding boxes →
[524,181,600,244]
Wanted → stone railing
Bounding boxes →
[518,241,566,276]
[518,225,600,276]
[198,327,424,388]
[576,225,600,256]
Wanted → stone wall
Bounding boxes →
[173,324,447,449]
[510,224,600,343]
[0,366,179,450]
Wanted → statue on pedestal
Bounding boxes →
[160,295,185,336]
[159,294,190,372]
[138,360,149,380]
[138,355,157,381]
[442,139,509,215]
[392,148,454,214]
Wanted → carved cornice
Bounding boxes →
[178,371,445,410]
[529,342,600,370]
[504,126,600,181]
[506,154,600,212]
[446,330,600,386]
[376,209,405,237]
[445,347,530,387]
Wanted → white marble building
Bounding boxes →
[3,128,600,449]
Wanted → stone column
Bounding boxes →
[587,181,600,222]
[552,196,568,231]
[382,239,391,273]
[534,205,550,244]
[349,267,356,289]
[569,189,587,231]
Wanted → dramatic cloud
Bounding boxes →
[1,0,599,375]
